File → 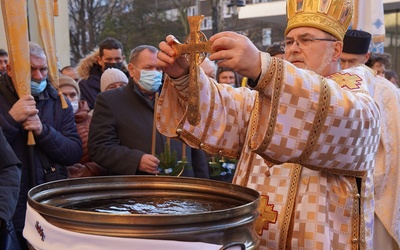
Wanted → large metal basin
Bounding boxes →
[28,176,260,249]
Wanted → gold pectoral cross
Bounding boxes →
[172,15,213,126]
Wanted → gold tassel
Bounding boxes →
[241,77,248,87]
[58,90,68,109]
[53,0,58,16]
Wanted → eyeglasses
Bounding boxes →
[283,37,337,50]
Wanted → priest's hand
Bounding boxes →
[9,95,38,123]
[139,154,160,174]
[209,31,262,81]
[158,35,190,78]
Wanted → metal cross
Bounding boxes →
[172,15,213,126]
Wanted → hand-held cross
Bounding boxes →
[172,15,213,126]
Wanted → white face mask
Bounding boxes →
[71,100,79,113]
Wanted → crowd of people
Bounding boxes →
[0,0,399,249]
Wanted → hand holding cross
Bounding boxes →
[172,15,213,126]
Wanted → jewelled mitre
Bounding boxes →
[285,0,353,41]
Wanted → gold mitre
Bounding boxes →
[285,0,353,41]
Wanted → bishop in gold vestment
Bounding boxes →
[156,0,381,249]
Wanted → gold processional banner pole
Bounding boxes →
[34,0,67,109]
[1,0,35,145]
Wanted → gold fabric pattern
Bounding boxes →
[199,78,216,143]
[156,52,380,249]
[294,77,331,164]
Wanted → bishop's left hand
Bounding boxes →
[209,31,262,81]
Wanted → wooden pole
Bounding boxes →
[151,92,159,156]
[182,143,186,160]
[1,0,35,145]
[34,0,67,109]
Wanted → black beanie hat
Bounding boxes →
[343,29,372,55]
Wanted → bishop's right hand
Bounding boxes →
[158,35,190,79]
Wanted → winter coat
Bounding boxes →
[75,100,92,164]
[0,127,21,224]
[88,79,209,178]
[67,100,107,178]
[0,74,82,231]
[77,50,128,110]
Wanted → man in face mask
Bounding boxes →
[0,42,82,248]
[88,45,210,179]
[77,37,128,110]
[128,45,163,97]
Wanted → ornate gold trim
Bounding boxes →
[305,164,367,178]
[254,58,284,154]
[279,164,302,249]
[177,129,238,159]
[351,176,361,250]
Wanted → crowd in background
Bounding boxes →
[0,23,400,249]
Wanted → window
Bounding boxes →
[201,16,213,30]
[252,0,271,3]
[165,9,178,21]
[187,6,197,16]
[262,28,272,46]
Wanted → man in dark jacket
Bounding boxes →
[0,42,82,249]
[77,37,128,110]
[89,45,209,178]
[0,127,21,250]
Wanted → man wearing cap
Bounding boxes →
[156,0,380,249]
[342,29,400,250]
[340,29,372,70]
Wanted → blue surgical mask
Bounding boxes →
[137,70,162,93]
[30,79,47,96]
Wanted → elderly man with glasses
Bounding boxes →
[156,0,380,249]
